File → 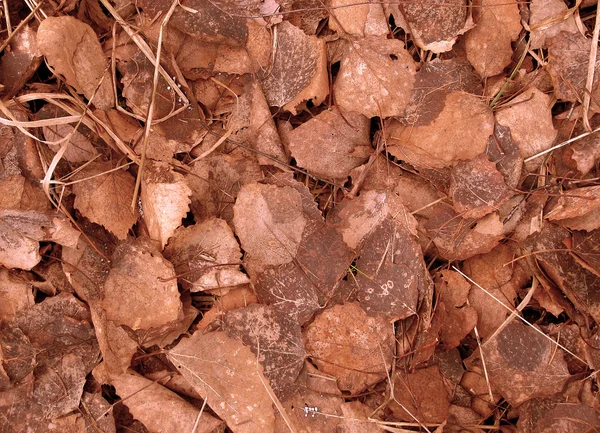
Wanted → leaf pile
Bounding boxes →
[3,1,600,433]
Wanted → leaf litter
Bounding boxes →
[4,1,600,432]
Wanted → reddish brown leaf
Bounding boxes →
[449,154,511,219]
[164,217,249,292]
[529,0,579,49]
[72,161,139,240]
[260,21,328,114]
[517,398,600,433]
[387,91,494,168]
[101,237,183,331]
[37,17,114,109]
[0,268,34,323]
[168,331,276,433]
[223,304,305,400]
[333,36,416,118]
[287,108,371,180]
[546,186,600,232]
[303,303,394,394]
[328,1,387,37]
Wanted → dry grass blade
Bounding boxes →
[524,124,600,162]
[583,6,600,131]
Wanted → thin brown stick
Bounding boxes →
[583,5,600,131]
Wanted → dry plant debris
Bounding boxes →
[5,1,600,433]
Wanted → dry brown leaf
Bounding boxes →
[434,271,477,349]
[233,181,311,273]
[231,78,287,166]
[547,31,600,107]
[110,372,224,433]
[333,36,416,118]
[546,186,600,231]
[141,160,192,249]
[486,123,523,188]
[282,0,328,35]
[168,331,276,433]
[223,303,306,400]
[303,302,394,394]
[338,401,385,433]
[0,174,49,211]
[261,21,328,114]
[286,108,371,180]
[571,230,600,277]
[0,268,34,323]
[0,209,80,270]
[0,25,42,98]
[390,365,451,423]
[101,237,183,330]
[196,286,258,332]
[90,308,138,376]
[465,0,522,77]
[562,116,600,175]
[449,154,511,219]
[164,217,249,292]
[423,204,504,261]
[463,243,529,339]
[529,0,579,49]
[469,321,570,406]
[517,398,600,433]
[328,0,388,37]
[387,91,494,168]
[495,87,557,171]
[72,161,139,240]
[398,0,471,53]
[37,16,114,109]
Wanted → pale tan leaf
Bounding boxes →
[73,161,139,240]
[141,160,192,249]
[37,16,114,109]
[333,36,416,118]
[529,0,579,49]
[328,0,388,37]
[168,331,276,433]
[0,268,34,323]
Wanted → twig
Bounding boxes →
[0,1,43,54]
[524,123,600,162]
[583,5,600,131]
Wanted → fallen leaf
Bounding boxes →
[571,229,600,277]
[449,154,511,219]
[333,36,417,118]
[72,161,139,240]
[465,0,522,77]
[196,286,258,332]
[463,243,529,339]
[468,321,570,406]
[303,303,394,394]
[223,304,306,400]
[168,331,276,433]
[398,0,470,53]
[495,87,557,170]
[562,115,600,175]
[546,186,600,231]
[434,270,477,349]
[529,0,579,49]
[141,160,192,249]
[423,204,504,261]
[0,268,34,323]
[328,0,388,37]
[0,209,80,270]
[0,25,42,98]
[37,16,114,109]
[485,123,523,188]
[281,0,328,35]
[339,401,385,433]
[547,31,600,107]
[101,237,183,330]
[390,365,451,423]
[260,21,328,114]
[286,107,371,180]
[110,372,224,433]
[0,174,49,211]
[387,91,495,168]
[185,151,262,225]
[517,398,600,433]
[164,217,249,292]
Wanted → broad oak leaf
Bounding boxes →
[72,161,139,240]
[101,237,183,331]
[333,36,416,118]
[164,217,249,292]
[168,331,276,433]
[36,17,114,109]
[141,160,192,249]
[303,302,394,394]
